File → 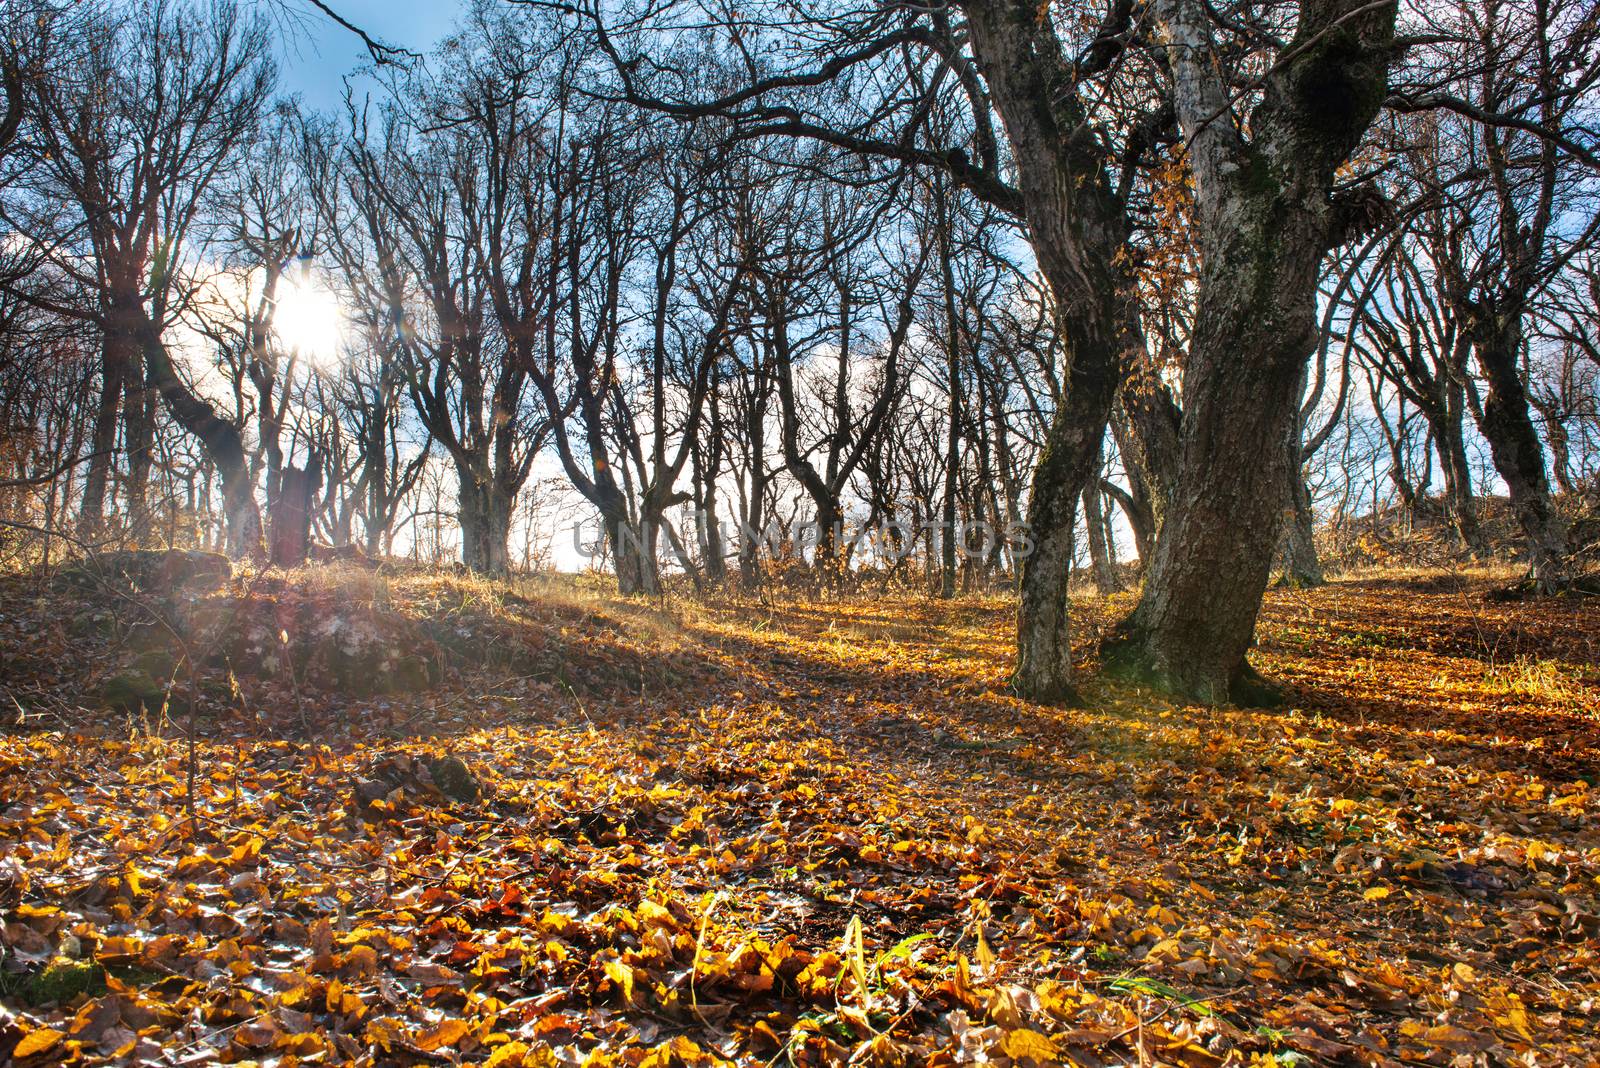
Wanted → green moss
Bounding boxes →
[20,959,106,1005]
[427,754,482,802]
[100,668,164,711]
[1240,146,1279,200]
[3,960,164,1005]
[106,964,166,989]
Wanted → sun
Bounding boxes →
[272,266,344,364]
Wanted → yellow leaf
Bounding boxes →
[486,1041,531,1068]
[843,916,869,997]
[1501,1006,1533,1041]
[953,953,975,1005]
[604,958,635,1004]
[365,1016,409,1053]
[1525,841,1558,868]
[638,1036,711,1068]
[975,924,996,974]
[229,836,264,865]
[343,944,379,976]
[1001,1028,1060,1062]
[325,977,365,1018]
[1422,1024,1485,1052]
[13,1028,65,1059]
[1363,886,1391,900]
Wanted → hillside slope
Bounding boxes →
[1,564,1596,1065]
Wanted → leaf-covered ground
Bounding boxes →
[1,568,1597,1066]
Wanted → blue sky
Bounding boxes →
[274,0,462,112]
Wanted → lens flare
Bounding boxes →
[273,269,343,364]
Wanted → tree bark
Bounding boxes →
[694,382,729,585]
[457,470,515,575]
[1275,369,1326,587]
[1008,315,1126,702]
[610,514,660,596]
[78,337,126,541]
[270,464,319,569]
[1275,443,1326,587]
[1108,286,1314,702]
[1117,376,1182,543]
[961,0,1142,702]
[737,483,766,593]
[1431,373,1484,551]
[1108,412,1156,567]
[937,189,963,599]
[1106,0,1396,704]
[1473,320,1568,588]
[121,348,155,545]
[1082,467,1121,594]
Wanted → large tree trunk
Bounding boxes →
[362,406,392,558]
[1107,0,1396,704]
[1431,376,1484,552]
[737,503,765,592]
[738,403,769,593]
[1009,324,1125,702]
[122,355,155,545]
[812,496,843,579]
[1275,372,1326,587]
[1108,281,1314,702]
[270,464,318,569]
[1473,320,1567,589]
[775,382,844,577]
[1108,411,1156,567]
[1540,407,1576,498]
[1117,377,1182,543]
[693,402,728,585]
[610,514,660,596]
[1276,447,1326,587]
[696,485,727,585]
[457,470,514,574]
[962,0,1141,702]
[937,196,963,600]
[1010,409,1086,702]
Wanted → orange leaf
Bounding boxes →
[13,1028,65,1060]
[415,1018,470,1052]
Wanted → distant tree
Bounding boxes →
[16,0,274,555]
[340,11,568,573]
[1382,0,1600,589]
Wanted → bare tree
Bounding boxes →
[16,0,274,555]
[1381,0,1600,589]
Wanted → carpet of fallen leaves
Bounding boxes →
[1,566,1597,1066]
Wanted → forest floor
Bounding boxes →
[0,562,1597,1066]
